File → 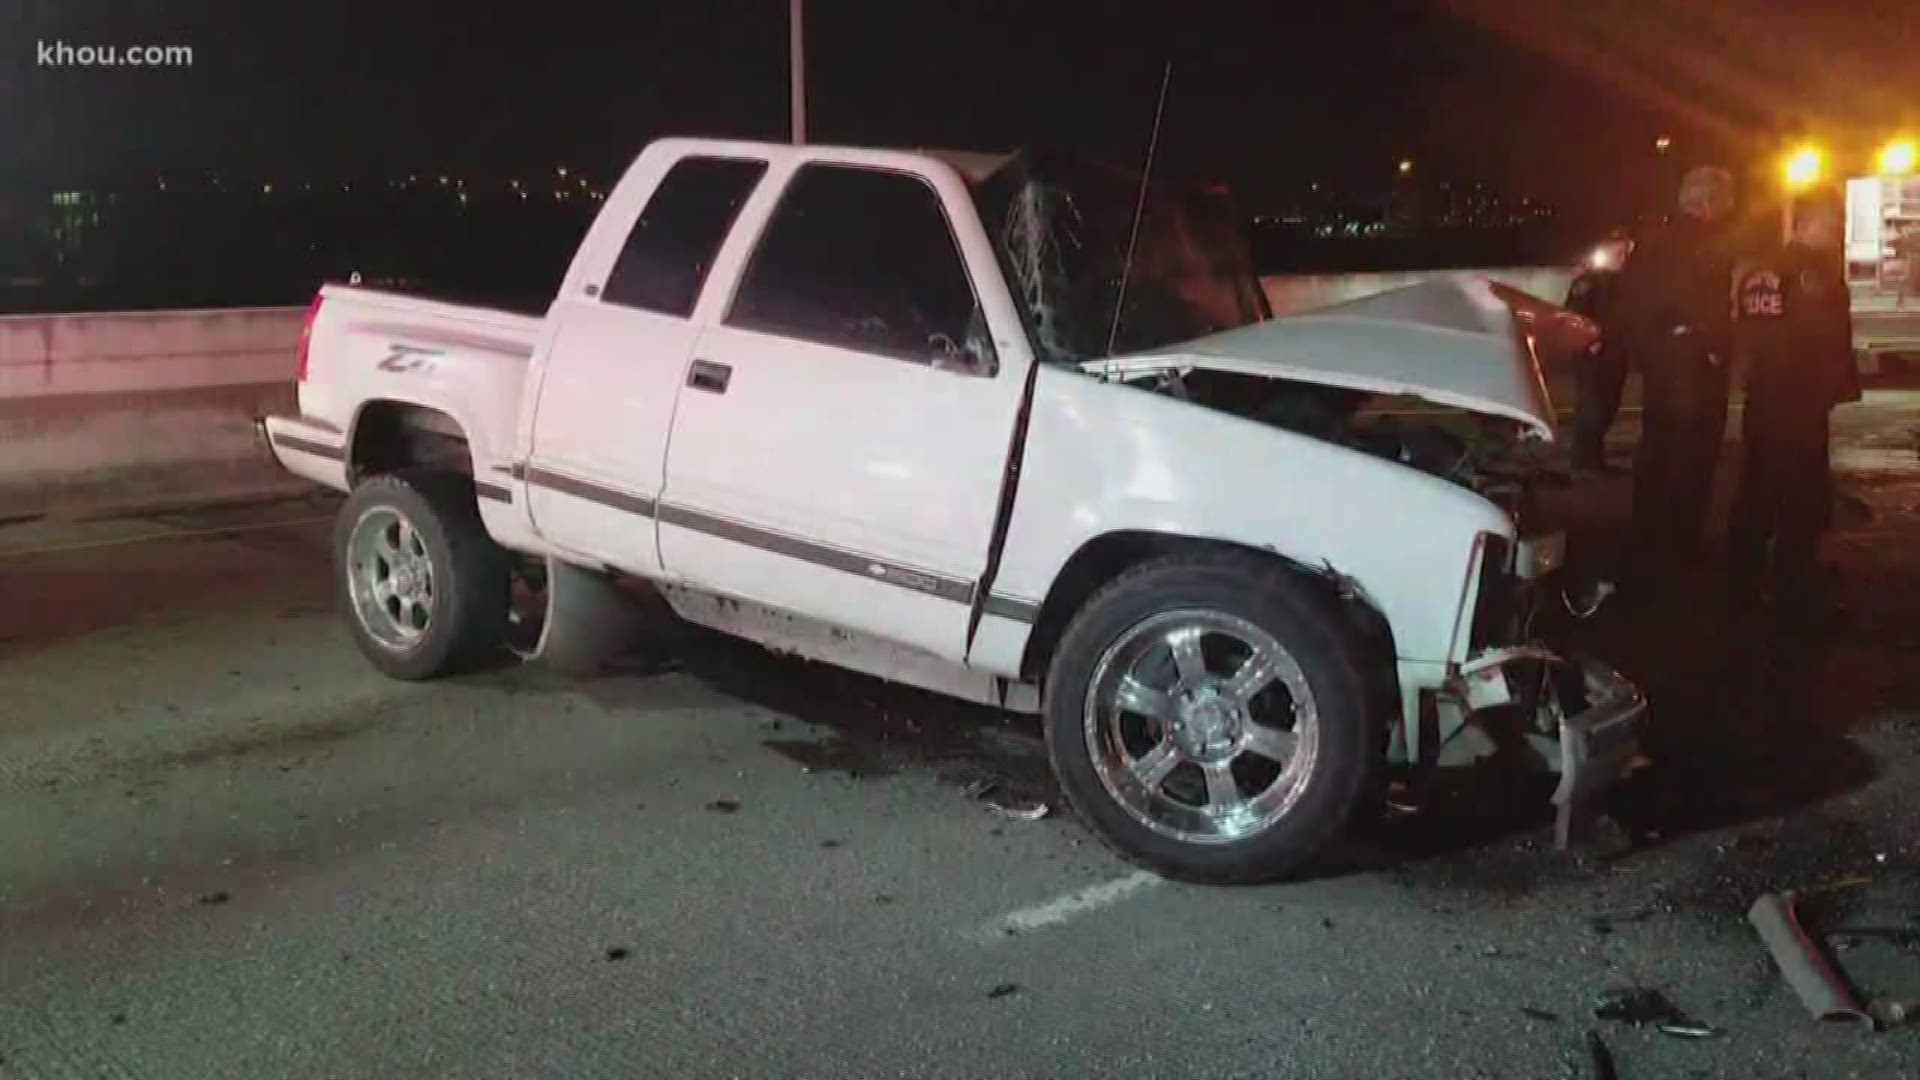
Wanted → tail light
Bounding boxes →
[295,293,324,382]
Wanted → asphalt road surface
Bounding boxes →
[4,398,1920,1079]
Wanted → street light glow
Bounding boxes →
[1783,145,1824,189]
[1654,135,1672,153]
[1880,139,1917,176]
[1397,159,1413,175]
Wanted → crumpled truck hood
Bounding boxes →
[1080,277,1589,440]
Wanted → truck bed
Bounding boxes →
[262,284,544,499]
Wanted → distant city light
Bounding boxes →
[1397,159,1414,175]
[556,166,568,179]
[1654,135,1672,153]
[1879,138,1917,176]
[262,183,273,194]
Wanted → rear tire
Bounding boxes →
[1044,553,1380,884]
[335,471,510,680]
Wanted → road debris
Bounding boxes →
[1520,1007,1560,1023]
[1593,987,1680,1025]
[1748,891,1873,1026]
[605,946,631,962]
[962,778,1051,821]
[1584,1030,1618,1080]
[1868,999,1920,1029]
[705,798,741,813]
[1593,987,1719,1038]
[196,890,231,906]
[1656,1020,1720,1039]
[987,982,1020,999]
[1587,907,1655,935]
[1750,889,1919,1031]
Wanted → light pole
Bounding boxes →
[789,0,806,144]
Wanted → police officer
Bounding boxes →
[1564,232,1634,470]
[1729,192,1861,619]
[1613,166,1739,569]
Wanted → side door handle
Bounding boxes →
[687,359,732,394]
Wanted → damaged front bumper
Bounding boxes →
[1454,645,1647,847]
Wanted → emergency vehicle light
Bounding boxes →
[1878,139,1917,177]
[1783,146,1825,190]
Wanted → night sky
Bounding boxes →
[4,0,1917,211]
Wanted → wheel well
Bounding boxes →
[348,401,473,482]
[1017,532,1400,714]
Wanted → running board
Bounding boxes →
[658,582,1041,714]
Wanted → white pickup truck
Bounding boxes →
[261,137,1643,883]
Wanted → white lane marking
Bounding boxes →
[966,870,1162,943]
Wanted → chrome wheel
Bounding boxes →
[345,506,435,651]
[1084,609,1319,845]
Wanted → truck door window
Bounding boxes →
[726,164,996,375]
[602,156,768,318]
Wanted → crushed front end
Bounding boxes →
[1428,524,1648,847]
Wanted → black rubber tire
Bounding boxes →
[334,471,511,681]
[1043,552,1381,885]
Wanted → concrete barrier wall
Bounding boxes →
[0,272,1588,521]
[1260,267,1578,317]
[0,307,307,521]
[6,266,1898,523]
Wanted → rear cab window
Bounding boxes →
[602,156,768,317]
[724,163,996,375]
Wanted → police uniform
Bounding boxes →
[1564,265,1627,468]
[1613,214,1737,561]
[1729,242,1862,609]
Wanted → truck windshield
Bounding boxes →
[967,149,1270,365]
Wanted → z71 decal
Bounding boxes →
[377,344,443,373]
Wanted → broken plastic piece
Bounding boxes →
[986,800,1051,822]
[1584,1031,1618,1080]
[1869,999,1920,1030]
[1594,987,1685,1026]
[965,779,1052,821]
[1656,1021,1721,1039]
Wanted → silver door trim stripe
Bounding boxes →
[516,462,980,606]
[524,466,658,517]
[657,503,976,604]
[981,593,1040,623]
[472,481,513,504]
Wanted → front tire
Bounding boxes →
[335,471,510,680]
[1044,554,1379,884]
